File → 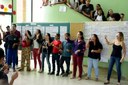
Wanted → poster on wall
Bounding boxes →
[45,26,58,38]
[60,26,67,41]
[0,0,12,12]
[22,25,32,39]
[84,21,128,62]
[33,25,45,37]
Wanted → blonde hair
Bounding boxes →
[118,32,124,41]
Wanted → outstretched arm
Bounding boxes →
[105,35,114,45]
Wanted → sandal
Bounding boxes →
[104,81,110,84]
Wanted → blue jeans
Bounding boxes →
[42,52,51,72]
[107,56,121,82]
[15,49,18,65]
[7,48,17,70]
[87,57,99,78]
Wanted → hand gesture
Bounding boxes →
[120,58,124,63]
[105,35,107,40]
[11,71,18,80]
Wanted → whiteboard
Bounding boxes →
[84,21,128,62]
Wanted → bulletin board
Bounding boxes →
[15,23,70,41]
[84,21,128,62]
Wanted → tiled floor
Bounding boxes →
[7,60,128,85]
[6,51,128,85]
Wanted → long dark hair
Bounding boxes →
[33,29,43,44]
[118,32,124,41]
[26,30,32,39]
[79,0,86,5]
[34,29,42,39]
[78,31,84,40]
[46,33,52,42]
[97,4,105,16]
[92,34,100,44]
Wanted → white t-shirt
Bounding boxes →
[33,40,39,48]
[95,15,103,21]
[69,0,78,8]
[107,16,113,21]
[94,10,98,17]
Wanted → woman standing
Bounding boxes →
[33,29,42,72]
[19,30,32,71]
[104,32,126,85]
[40,33,53,74]
[86,34,103,81]
[71,31,86,80]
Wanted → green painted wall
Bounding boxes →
[13,0,16,22]
[33,4,92,22]
[91,0,128,20]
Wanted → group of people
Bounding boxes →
[0,24,126,85]
[41,0,125,21]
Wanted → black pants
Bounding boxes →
[60,56,71,74]
[52,53,60,74]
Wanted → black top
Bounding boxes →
[41,39,53,53]
[111,44,122,58]
[88,41,103,59]
[5,35,19,49]
[82,4,94,15]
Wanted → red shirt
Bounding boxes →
[52,40,62,54]
[22,40,30,48]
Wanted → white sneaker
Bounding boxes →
[15,65,19,69]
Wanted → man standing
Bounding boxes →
[11,24,21,68]
[5,28,19,72]
[60,33,73,77]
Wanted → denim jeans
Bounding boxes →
[15,48,18,65]
[7,48,17,70]
[87,57,99,78]
[107,56,121,82]
[42,52,51,72]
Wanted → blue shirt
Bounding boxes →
[62,40,73,57]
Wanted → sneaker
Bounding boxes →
[13,69,16,72]
[15,65,19,69]
[85,77,90,80]
[56,73,59,76]
[38,70,43,73]
[104,81,110,84]
[47,72,51,75]
[27,68,31,72]
[50,72,55,75]
[95,78,99,81]
[62,73,69,77]
[18,68,24,71]
[117,82,121,85]
[60,72,65,75]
